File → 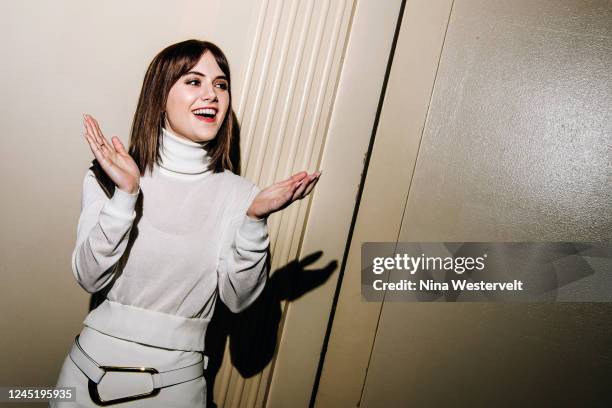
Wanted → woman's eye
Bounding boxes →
[215,82,228,90]
[186,79,200,86]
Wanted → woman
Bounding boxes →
[52,39,320,407]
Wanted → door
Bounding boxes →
[316,0,612,406]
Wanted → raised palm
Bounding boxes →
[83,114,140,194]
[247,171,321,219]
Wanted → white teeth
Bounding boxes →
[193,108,216,116]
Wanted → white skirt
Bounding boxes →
[52,326,206,408]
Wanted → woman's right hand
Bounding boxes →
[83,114,140,194]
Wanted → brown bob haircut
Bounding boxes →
[129,39,235,176]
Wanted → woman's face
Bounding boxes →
[165,51,230,143]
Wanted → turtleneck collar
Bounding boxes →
[158,127,211,178]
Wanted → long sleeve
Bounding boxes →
[217,186,269,313]
[71,169,139,293]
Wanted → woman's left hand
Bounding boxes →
[247,171,321,220]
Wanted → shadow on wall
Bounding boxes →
[205,251,338,408]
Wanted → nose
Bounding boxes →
[200,81,217,102]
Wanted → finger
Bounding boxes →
[279,171,308,186]
[92,120,119,160]
[83,131,102,158]
[99,142,114,159]
[83,121,115,161]
[291,171,308,181]
[292,171,318,200]
[91,117,110,148]
[112,136,128,156]
[85,116,108,155]
[291,179,308,201]
[87,133,113,164]
[291,171,308,184]
[84,132,109,164]
[84,115,102,147]
[90,115,115,153]
[84,132,121,174]
[300,176,320,198]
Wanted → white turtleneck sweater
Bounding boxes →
[71,128,269,318]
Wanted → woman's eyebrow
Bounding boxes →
[185,71,227,80]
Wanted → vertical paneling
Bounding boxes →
[213,0,356,406]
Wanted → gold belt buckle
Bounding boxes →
[88,365,160,406]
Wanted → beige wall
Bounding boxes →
[318,0,612,406]
[0,0,261,390]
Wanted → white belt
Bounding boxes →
[69,335,207,406]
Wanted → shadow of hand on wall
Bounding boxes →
[204,251,338,406]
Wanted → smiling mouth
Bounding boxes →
[192,108,217,123]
